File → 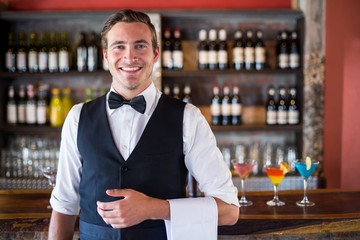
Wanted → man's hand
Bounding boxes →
[97,189,170,229]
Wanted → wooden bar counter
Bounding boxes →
[1,189,360,239]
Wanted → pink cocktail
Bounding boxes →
[232,159,256,207]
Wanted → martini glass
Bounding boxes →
[42,166,57,209]
[295,158,319,206]
[232,158,256,207]
[264,160,290,206]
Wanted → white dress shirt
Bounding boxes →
[50,82,239,240]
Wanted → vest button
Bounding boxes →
[121,166,128,172]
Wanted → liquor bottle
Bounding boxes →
[28,32,39,72]
[265,86,277,125]
[197,29,209,70]
[5,32,17,72]
[36,82,49,125]
[48,32,58,72]
[221,85,231,125]
[232,30,244,71]
[244,30,255,70]
[163,84,171,96]
[211,85,222,125]
[287,87,299,125]
[277,86,288,125]
[87,32,98,72]
[254,30,266,70]
[6,85,17,125]
[58,32,70,72]
[172,28,183,70]
[38,32,49,72]
[208,29,218,70]
[289,31,300,69]
[17,84,27,125]
[84,87,93,102]
[277,31,289,69]
[172,85,180,99]
[218,29,228,70]
[162,27,173,69]
[16,32,27,72]
[182,85,192,103]
[77,32,87,72]
[49,88,63,127]
[25,84,37,125]
[62,87,74,120]
[231,85,242,125]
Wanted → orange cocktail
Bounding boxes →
[264,162,290,206]
[264,167,285,186]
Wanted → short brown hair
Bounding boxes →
[101,9,158,53]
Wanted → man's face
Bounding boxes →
[103,22,159,98]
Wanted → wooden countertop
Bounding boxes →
[1,189,360,238]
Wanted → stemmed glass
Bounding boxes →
[42,166,57,209]
[231,158,256,207]
[295,157,319,206]
[264,159,290,206]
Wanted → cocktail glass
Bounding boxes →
[232,158,256,207]
[42,166,57,209]
[295,158,319,206]
[264,161,290,206]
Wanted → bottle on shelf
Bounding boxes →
[6,85,17,125]
[232,30,244,71]
[49,88,63,127]
[265,85,277,125]
[62,87,74,120]
[77,32,88,72]
[25,84,37,125]
[289,31,300,69]
[218,29,228,70]
[172,85,180,100]
[36,82,49,125]
[244,30,255,70]
[5,32,17,72]
[17,85,27,125]
[277,86,288,125]
[211,85,222,126]
[48,32,59,72]
[197,29,209,70]
[231,85,242,125]
[163,84,171,96]
[277,31,289,69]
[182,85,192,103]
[172,27,183,70]
[38,32,49,72]
[87,32,98,72]
[28,32,39,72]
[254,30,266,70]
[287,87,299,125]
[16,32,28,72]
[208,29,218,70]
[58,32,70,72]
[162,27,173,69]
[221,85,231,125]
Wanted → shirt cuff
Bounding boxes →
[164,197,218,240]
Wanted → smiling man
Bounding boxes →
[48,9,239,240]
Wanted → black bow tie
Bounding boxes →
[108,91,146,114]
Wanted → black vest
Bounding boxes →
[77,94,187,239]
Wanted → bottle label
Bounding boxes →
[255,47,265,63]
[266,111,277,125]
[172,50,183,69]
[289,54,299,68]
[36,105,47,124]
[233,47,244,63]
[26,104,37,124]
[208,50,218,64]
[77,48,87,71]
[218,50,228,64]
[59,50,69,70]
[48,52,58,71]
[17,105,26,123]
[221,104,231,116]
[7,104,17,124]
[5,52,16,71]
[162,50,173,68]
[278,54,289,69]
[277,111,288,124]
[28,51,38,70]
[231,103,242,115]
[211,103,221,116]
[198,51,208,65]
[244,47,254,63]
[87,47,98,71]
[17,52,26,70]
[38,52,48,71]
[288,110,299,124]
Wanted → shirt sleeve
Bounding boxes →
[50,103,84,215]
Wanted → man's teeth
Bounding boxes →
[122,67,140,71]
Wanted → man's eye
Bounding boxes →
[136,44,147,49]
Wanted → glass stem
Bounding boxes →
[303,178,309,202]
[240,179,246,201]
[273,185,279,201]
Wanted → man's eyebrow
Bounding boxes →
[109,39,150,47]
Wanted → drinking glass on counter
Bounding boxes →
[295,157,319,207]
[42,166,57,209]
[232,158,257,207]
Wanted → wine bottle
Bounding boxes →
[58,32,70,72]
[211,85,222,126]
[49,88,63,127]
[265,86,277,125]
[48,32,59,72]
[277,86,288,125]
[36,82,49,125]
[172,28,183,70]
[38,32,49,72]
[244,30,255,70]
[17,84,27,125]
[77,32,87,72]
[6,85,17,125]
[221,85,231,125]
[277,31,289,69]
[162,27,173,69]
[16,32,28,72]
[289,31,300,69]
[25,84,37,125]
[163,84,171,96]
[87,32,98,72]
[5,32,16,72]
[197,29,209,70]
[231,85,242,125]
[287,87,299,125]
[232,30,244,71]
[208,29,218,70]
[28,32,39,72]
[62,87,74,120]
[255,30,266,70]
[172,85,180,99]
[182,85,192,103]
[218,29,228,70]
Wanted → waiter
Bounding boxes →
[48,9,239,240]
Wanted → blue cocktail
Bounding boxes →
[295,157,319,206]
